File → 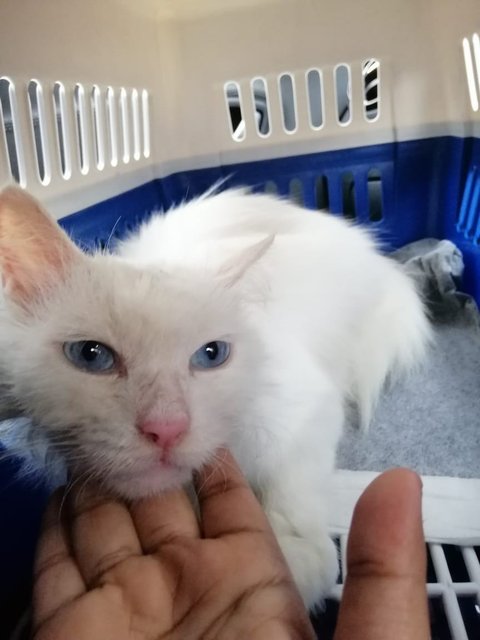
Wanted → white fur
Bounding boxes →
[0,190,430,608]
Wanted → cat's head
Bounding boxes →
[0,187,271,497]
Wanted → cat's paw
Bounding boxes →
[277,533,338,610]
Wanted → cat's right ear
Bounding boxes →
[217,234,275,288]
[0,186,83,310]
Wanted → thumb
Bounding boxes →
[334,469,430,640]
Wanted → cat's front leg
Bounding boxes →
[265,500,339,610]
[231,343,344,608]
[258,390,344,609]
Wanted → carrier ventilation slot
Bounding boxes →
[279,73,297,133]
[368,168,383,221]
[306,69,324,129]
[91,85,105,171]
[264,171,383,221]
[131,89,141,161]
[342,172,356,218]
[106,86,118,167]
[363,59,380,121]
[324,536,480,640]
[335,65,352,125]
[315,175,329,210]
[0,77,150,187]
[251,77,270,136]
[289,178,303,205]
[463,33,480,112]
[141,90,150,158]
[224,82,245,142]
[264,180,277,195]
[74,83,89,175]
[225,58,380,141]
[457,167,480,242]
[27,80,51,184]
[119,87,130,164]
[0,77,25,185]
[53,81,71,179]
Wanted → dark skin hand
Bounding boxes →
[335,468,430,639]
[32,450,429,640]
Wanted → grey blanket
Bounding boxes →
[338,238,480,478]
[392,238,479,326]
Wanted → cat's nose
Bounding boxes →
[138,416,189,450]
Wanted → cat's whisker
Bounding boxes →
[193,467,213,498]
[211,451,230,491]
[97,467,121,497]
[57,470,92,523]
[195,454,229,498]
[105,217,122,253]
[73,470,100,507]
[211,451,237,477]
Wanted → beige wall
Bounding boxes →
[0,0,478,216]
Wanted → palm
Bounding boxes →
[33,458,312,640]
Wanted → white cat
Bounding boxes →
[0,186,430,608]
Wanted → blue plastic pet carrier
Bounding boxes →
[0,1,479,638]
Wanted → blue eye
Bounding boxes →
[190,341,231,370]
[63,341,117,373]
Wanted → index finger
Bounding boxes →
[195,449,273,539]
[33,489,86,631]
[334,469,430,640]
[68,482,142,587]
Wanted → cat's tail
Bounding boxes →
[352,261,432,430]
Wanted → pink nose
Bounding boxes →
[139,417,189,450]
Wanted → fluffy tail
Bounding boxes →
[353,263,432,429]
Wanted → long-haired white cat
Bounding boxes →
[0,186,430,608]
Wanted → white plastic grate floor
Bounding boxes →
[311,537,480,639]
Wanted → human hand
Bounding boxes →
[32,453,430,640]
[32,450,314,640]
[334,469,430,639]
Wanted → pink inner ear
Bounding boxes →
[0,187,81,308]
[1,244,66,303]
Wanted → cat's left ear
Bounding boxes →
[217,234,274,287]
[0,186,83,309]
